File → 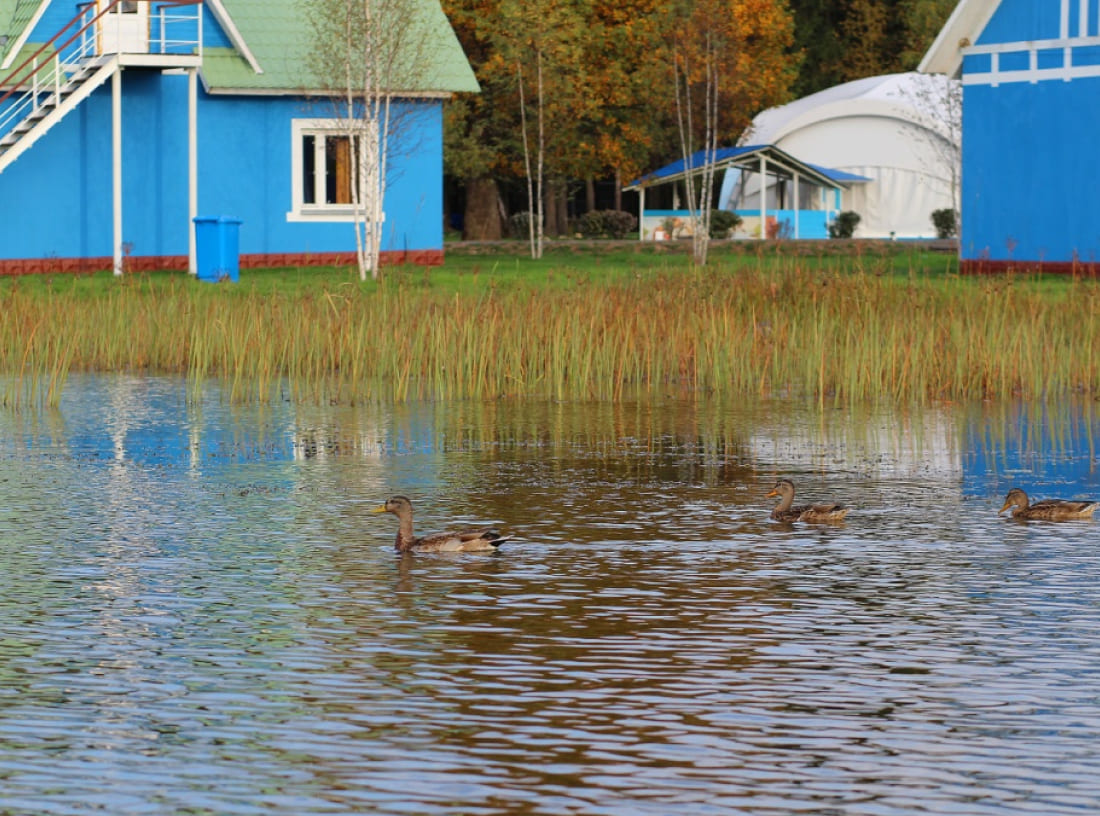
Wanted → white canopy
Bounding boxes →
[738,72,960,239]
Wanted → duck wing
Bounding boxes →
[1025,499,1098,520]
[771,504,811,522]
[799,503,849,522]
[413,528,512,552]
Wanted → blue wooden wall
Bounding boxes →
[961,0,1100,267]
[0,73,443,262]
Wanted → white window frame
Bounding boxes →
[288,118,382,223]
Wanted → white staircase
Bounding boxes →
[0,55,120,174]
[0,1,202,176]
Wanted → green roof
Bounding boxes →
[0,0,44,65]
[2,0,478,95]
[204,0,479,95]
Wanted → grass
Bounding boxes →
[0,240,1096,408]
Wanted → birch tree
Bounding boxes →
[668,0,797,266]
[670,9,720,266]
[307,0,434,280]
[494,0,586,259]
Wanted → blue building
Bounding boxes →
[922,0,1100,273]
[0,0,477,275]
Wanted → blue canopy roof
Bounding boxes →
[624,144,870,190]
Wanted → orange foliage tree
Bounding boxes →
[441,0,797,242]
[664,0,798,264]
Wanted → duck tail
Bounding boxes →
[485,531,513,548]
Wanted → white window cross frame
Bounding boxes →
[288,118,383,223]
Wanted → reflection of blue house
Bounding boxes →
[623,144,870,241]
[921,0,1100,272]
[962,403,1100,499]
[0,0,477,275]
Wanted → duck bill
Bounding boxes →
[370,505,388,514]
[765,489,779,498]
[997,502,1011,515]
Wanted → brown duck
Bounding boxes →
[998,488,1098,521]
[372,495,512,553]
[766,478,849,523]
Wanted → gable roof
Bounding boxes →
[0,0,46,70]
[204,0,479,96]
[1,0,477,94]
[624,145,869,192]
[919,0,999,76]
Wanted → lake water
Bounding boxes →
[1,375,1099,815]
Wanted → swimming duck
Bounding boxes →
[998,488,1098,521]
[372,495,512,553]
[766,478,849,523]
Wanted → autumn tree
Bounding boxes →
[898,0,957,72]
[665,0,798,265]
[444,0,674,238]
[442,0,510,240]
[579,0,669,210]
[492,0,590,256]
[788,0,958,96]
[834,0,892,80]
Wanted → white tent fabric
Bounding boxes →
[735,72,960,239]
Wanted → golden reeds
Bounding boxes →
[1,263,1098,407]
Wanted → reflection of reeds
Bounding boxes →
[2,266,1099,406]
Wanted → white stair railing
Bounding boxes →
[0,2,202,163]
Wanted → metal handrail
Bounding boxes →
[0,2,114,106]
[0,1,202,103]
[0,1,202,145]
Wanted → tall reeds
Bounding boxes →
[1,263,1098,407]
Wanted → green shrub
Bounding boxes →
[577,209,638,239]
[509,211,534,239]
[709,209,742,239]
[603,210,638,238]
[828,211,861,239]
[931,208,958,239]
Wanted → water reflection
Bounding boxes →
[963,399,1100,501]
[0,376,1099,814]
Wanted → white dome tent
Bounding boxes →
[728,72,961,239]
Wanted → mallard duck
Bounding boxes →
[372,495,512,553]
[766,478,849,523]
[998,488,1098,521]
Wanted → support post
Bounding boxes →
[638,186,645,241]
[112,66,123,276]
[793,171,800,239]
[759,155,767,241]
[188,67,198,275]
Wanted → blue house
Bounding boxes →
[921,0,1100,272]
[0,0,478,275]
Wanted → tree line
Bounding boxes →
[441,0,956,241]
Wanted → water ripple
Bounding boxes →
[1,381,1099,813]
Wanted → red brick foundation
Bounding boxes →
[0,250,444,276]
[960,258,1100,277]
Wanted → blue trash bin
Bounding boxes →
[193,216,241,282]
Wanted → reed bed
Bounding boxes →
[1,261,1098,407]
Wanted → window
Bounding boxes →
[302,133,358,206]
[112,1,139,13]
[290,119,380,222]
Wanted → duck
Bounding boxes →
[371,495,512,553]
[998,488,1098,521]
[766,478,849,523]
